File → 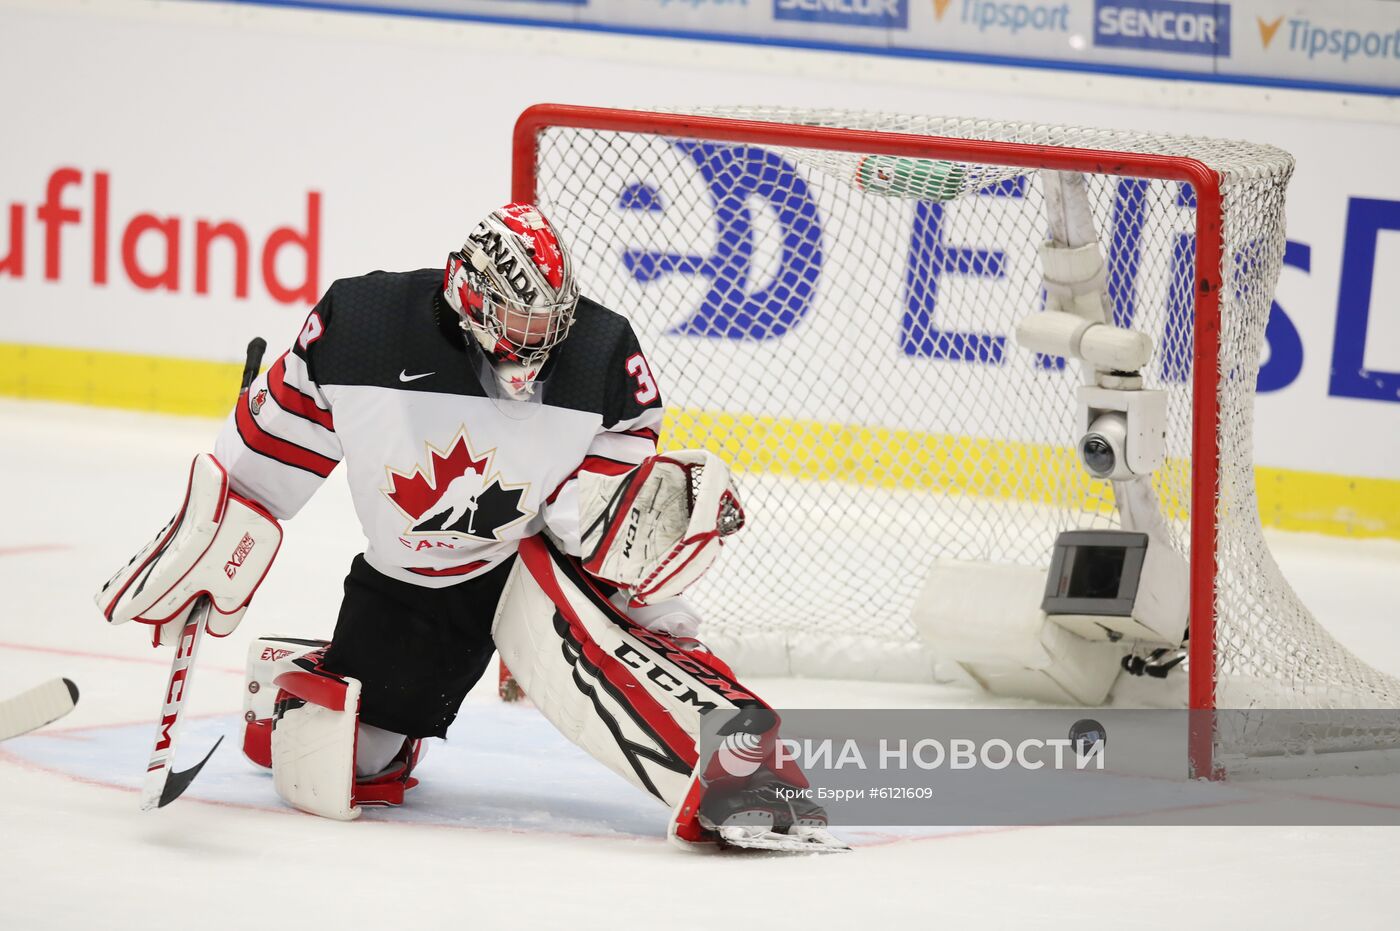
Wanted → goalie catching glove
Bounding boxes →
[96,453,282,647]
[578,450,744,606]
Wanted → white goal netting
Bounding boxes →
[526,106,1400,761]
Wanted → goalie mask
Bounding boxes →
[444,203,579,399]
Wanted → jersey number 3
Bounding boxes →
[298,312,324,351]
[625,353,659,405]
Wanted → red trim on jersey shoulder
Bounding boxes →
[235,393,339,478]
[405,560,490,578]
[267,354,334,432]
[545,455,639,505]
[620,427,659,443]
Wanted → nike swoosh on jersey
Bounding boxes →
[399,370,434,382]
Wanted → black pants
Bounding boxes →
[320,554,514,739]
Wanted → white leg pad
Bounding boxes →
[494,535,763,808]
[271,674,362,821]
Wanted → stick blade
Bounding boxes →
[0,677,80,742]
[147,735,224,810]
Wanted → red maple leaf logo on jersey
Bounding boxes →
[382,429,532,541]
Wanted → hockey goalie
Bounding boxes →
[95,203,843,852]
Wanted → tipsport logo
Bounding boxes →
[938,0,1072,35]
[1256,14,1400,64]
[773,0,909,29]
[1093,0,1230,57]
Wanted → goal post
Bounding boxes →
[504,103,1396,779]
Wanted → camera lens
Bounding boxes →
[1081,435,1116,477]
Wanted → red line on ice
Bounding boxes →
[0,640,242,675]
[0,545,72,557]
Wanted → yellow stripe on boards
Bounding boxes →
[3,342,1396,540]
[662,407,1399,540]
[1253,465,1400,538]
[0,343,246,418]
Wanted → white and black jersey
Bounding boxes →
[213,268,664,588]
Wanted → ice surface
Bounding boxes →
[2,400,1398,930]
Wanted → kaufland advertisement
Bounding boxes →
[0,1,1396,509]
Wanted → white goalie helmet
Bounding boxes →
[443,203,579,395]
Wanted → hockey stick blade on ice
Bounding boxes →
[0,678,79,742]
[140,336,266,810]
[157,734,224,808]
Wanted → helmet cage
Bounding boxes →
[447,251,578,368]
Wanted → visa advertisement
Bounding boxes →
[0,0,1396,532]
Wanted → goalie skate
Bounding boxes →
[675,772,851,854]
[713,824,850,854]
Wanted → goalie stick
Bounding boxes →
[0,678,79,743]
[140,337,266,811]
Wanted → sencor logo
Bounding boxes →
[1093,0,1230,57]
[773,0,909,29]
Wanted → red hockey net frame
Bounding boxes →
[506,103,1226,777]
